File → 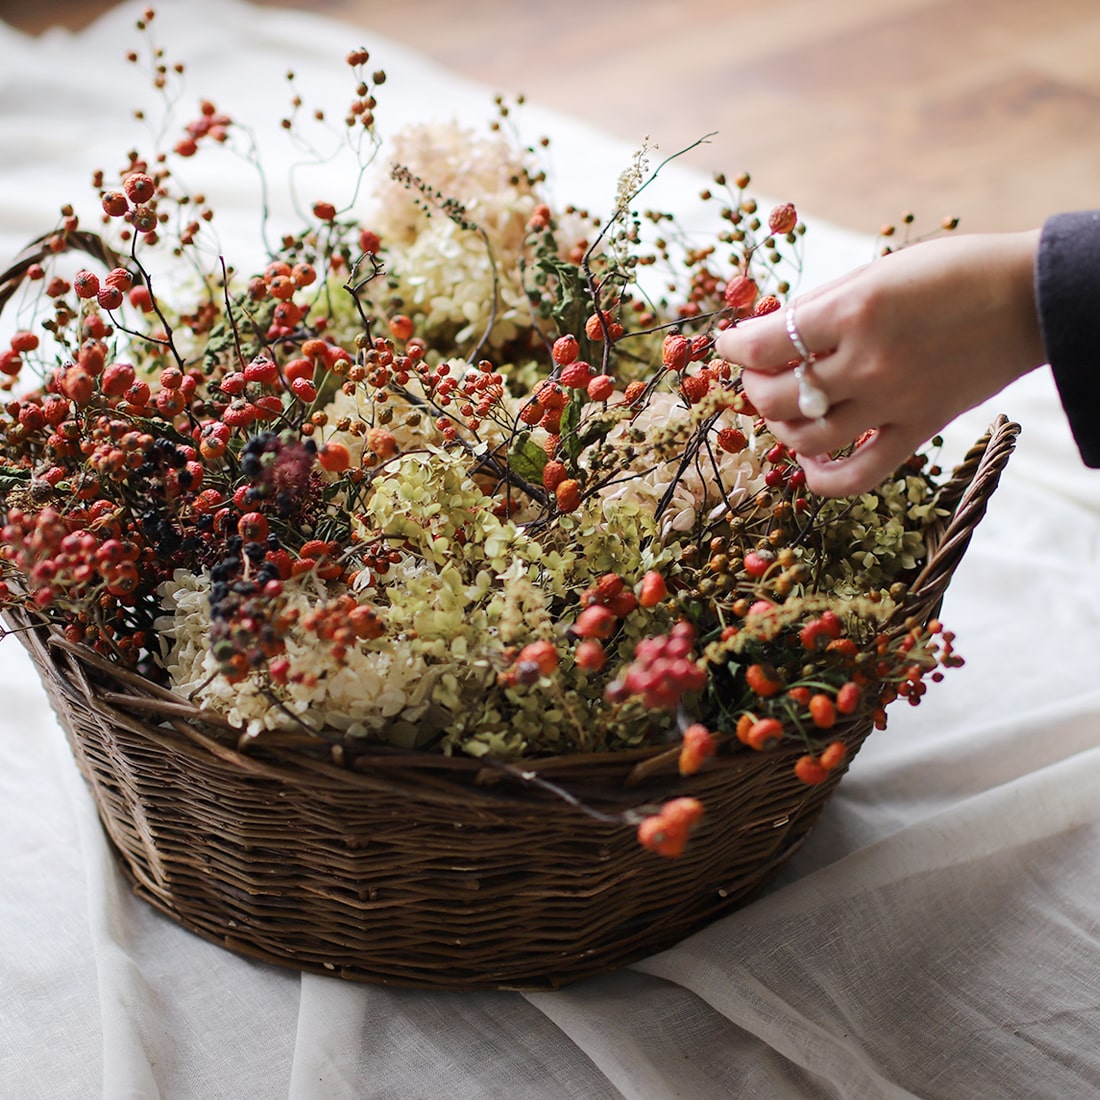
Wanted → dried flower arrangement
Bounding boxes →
[0,8,970,866]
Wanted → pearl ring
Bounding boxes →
[784,305,829,426]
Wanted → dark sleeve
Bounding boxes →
[1035,211,1100,467]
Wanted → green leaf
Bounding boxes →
[508,432,548,483]
[559,389,584,463]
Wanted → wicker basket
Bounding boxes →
[7,416,1018,990]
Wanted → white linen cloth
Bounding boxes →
[1,3,1098,1097]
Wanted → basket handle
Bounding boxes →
[0,229,127,317]
[898,414,1020,627]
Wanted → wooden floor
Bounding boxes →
[4,0,1100,235]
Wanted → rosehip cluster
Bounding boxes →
[608,621,707,711]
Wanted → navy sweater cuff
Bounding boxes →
[1036,211,1100,467]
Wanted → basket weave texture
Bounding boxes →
[10,417,1018,990]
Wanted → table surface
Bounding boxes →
[2,3,1100,1097]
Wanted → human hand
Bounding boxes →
[714,230,1045,495]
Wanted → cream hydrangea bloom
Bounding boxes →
[597,391,767,537]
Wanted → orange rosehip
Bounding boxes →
[238,512,269,543]
[736,713,755,745]
[535,382,566,410]
[716,427,747,453]
[516,639,559,678]
[101,191,129,218]
[519,399,543,426]
[572,604,616,640]
[722,275,757,311]
[637,570,668,608]
[684,374,712,405]
[808,693,837,729]
[584,310,615,341]
[661,796,705,832]
[555,478,581,513]
[745,717,783,751]
[574,638,606,671]
[318,441,351,473]
[835,681,862,715]
[768,203,798,235]
[662,332,691,372]
[637,798,703,858]
[388,314,414,341]
[794,755,830,785]
[818,741,847,771]
[560,360,594,389]
[542,459,567,491]
[754,295,782,316]
[637,815,680,857]
[786,685,812,707]
[678,723,717,776]
[745,663,782,697]
[551,334,579,365]
[586,374,615,402]
[366,427,398,459]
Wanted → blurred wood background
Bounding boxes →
[3,0,1099,235]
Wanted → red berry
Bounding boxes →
[290,377,317,403]
[836,681,862,715]
[559,360,593,389]
[10,331,39,353]
[73,270,100,299]
[745,663,782,697]
[637,571,667,608]
[808,694,837,729]
[723,275,757,311]
[96,285,124,311]
[586,374,615,402]
[101,191,129,217]
[555,478,581,513]
[743,548,776,579]
[768,203,798,235]
[716,427,747,453]
[515,640,559,678]
[574,638,606,671]
[662,332,690,372]
[318,441,351,473]
[794,755,830,785]
[542,459,567,492]
[238,512,269,543]
[745,717,783,751]
[123,173,155,203]
[572,605,616,640]
[551,334,579,365]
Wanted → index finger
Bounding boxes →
[713,308,798,373]
[715,267,863,371]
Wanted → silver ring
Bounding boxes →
[785,305,812,362]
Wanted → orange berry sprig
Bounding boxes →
[636,797,705,858]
